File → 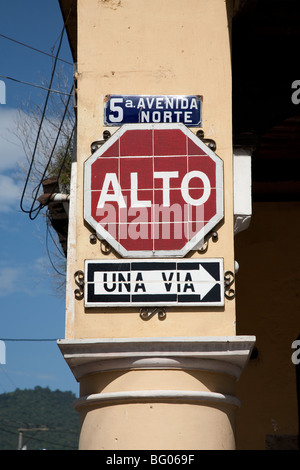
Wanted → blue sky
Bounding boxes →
[0,1,78,395]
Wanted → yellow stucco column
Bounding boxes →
[59,337,254,450]
[59,0,255,450]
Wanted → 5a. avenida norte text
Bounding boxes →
[104,94,202,126]
[106,454,195,466]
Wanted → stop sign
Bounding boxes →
[84,123,223,258]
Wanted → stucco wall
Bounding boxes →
[65,0,236,340]
[235,201,300,449]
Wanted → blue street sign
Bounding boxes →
[104,94,202,127]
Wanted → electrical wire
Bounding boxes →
[19,19,71,218]
[0,413,79,450]
[17,7,75,278]
[0,417,79,437]
[45,122,75,210]
[28,85,74,220]
[0,425,78,450]
[43,122,75,273]
[45,219,66,277]
[0,74,73,96]
[19,24,66,215]
[0,339,57,342]
[0,33,73,66]
[19,4,75,230]
[46,213,66,259]
[19,432,78,450]
[53,124,75,184]
[0,364,18,389]
[39,121,75,218]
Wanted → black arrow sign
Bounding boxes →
[84,259,224,308]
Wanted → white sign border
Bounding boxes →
[84,258,224,308]
[103,94,203,127]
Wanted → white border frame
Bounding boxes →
[84,258,224,308]
[103,94,203,127]
[84,123,224,258]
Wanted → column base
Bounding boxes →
[58,336,255,450]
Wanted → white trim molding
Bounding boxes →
[233,148,252,235]
[58,336,256,381]
[73,389,242,411]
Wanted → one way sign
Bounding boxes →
[84,259,224,308]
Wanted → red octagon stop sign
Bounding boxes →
[84,123,223,258]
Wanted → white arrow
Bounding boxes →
[197,265,219,299]
[177,264,219,299]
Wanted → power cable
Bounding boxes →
[19,21,68,217]
[0,426,77,450]
[19,5,75,225]
[27,83,74,220]
[0,381,6,393]
[20,431,78,450]
[0,364,18,389]
[0,74,73,96]
[0,339,57,342]
[42,123,75,274]
[0,414,79,436]
[45,219,66,277]
[0,33,73,66]
[41,121,75,215]
[52,124,75,184]
[46,213,66,259]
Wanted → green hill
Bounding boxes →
[0,386,79,450]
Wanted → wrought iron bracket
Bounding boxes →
[89,232,112,255]
[198,230,218,254]
[196,130,217,151]
[140,307,167,321]
[100,240,112,255]
[91,130,111,153]
[90,233,97,244]
[74,270,84,300]
[224,271,235,300]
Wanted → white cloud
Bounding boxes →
[0,105,74,213]
[0,266,21,295]
[0,108,27,212]
[0,107,26,172]
[0,174,22,212]
[0,257,52,297]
